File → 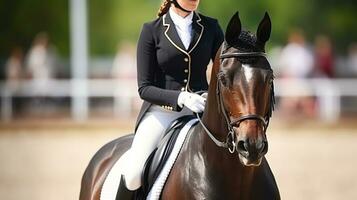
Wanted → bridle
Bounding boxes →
[196,48,273,154]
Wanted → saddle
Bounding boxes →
[139,115,196,197]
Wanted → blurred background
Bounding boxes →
[0,0,357,199]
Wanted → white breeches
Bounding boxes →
[121,105,192,190]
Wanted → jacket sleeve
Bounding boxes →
[136,23,182,111]
[211,19,224,61]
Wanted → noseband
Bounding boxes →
[197,50,271,154]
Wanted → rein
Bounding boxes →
[196,50,270,154]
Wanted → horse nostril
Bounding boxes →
[257,141,265,154]
[237,140,249,155]
[262,141,268,154]
[257,141,268,155]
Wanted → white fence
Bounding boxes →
[0,79,139,121]
[274,78,357,122]
[1,78,357,122]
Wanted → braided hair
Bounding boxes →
[157,0,171,17]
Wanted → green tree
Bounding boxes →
[0,0,69,57]
[1,0,356,58]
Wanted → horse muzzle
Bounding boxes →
[236,136,268,166]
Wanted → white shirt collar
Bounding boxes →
[169,8,194,27]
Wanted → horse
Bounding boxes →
[80,11,280,200]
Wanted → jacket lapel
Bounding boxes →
[187,12,204,53]
[163,13,187,53]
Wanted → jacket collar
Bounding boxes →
[163,11,204,54]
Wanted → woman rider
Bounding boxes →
[116,0,224,198]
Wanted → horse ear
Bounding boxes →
[256,12,271,44]
[225,12,241,46]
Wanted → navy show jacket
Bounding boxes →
[135,11,224,130]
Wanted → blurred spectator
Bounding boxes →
[278,29,316,118]
[279,29,314,78]
[268,46,283,75]
[347,43,357,76]
[111,41,141,116]
[25,32,57,95]
[111,41,136,79]
[313,35,334,78]
[5,47,24,90]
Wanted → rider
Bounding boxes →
[117,0,224,198]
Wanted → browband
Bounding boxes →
[220,52,267,59]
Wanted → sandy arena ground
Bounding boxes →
[0,119,356,200]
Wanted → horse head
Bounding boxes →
[217,12,274,166]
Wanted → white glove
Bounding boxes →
[177,91,206,113]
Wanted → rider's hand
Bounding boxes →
[177,91,206,113]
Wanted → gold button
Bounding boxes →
[184,79,187,83]
[184,69,188,73]
[184,58,189,62]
